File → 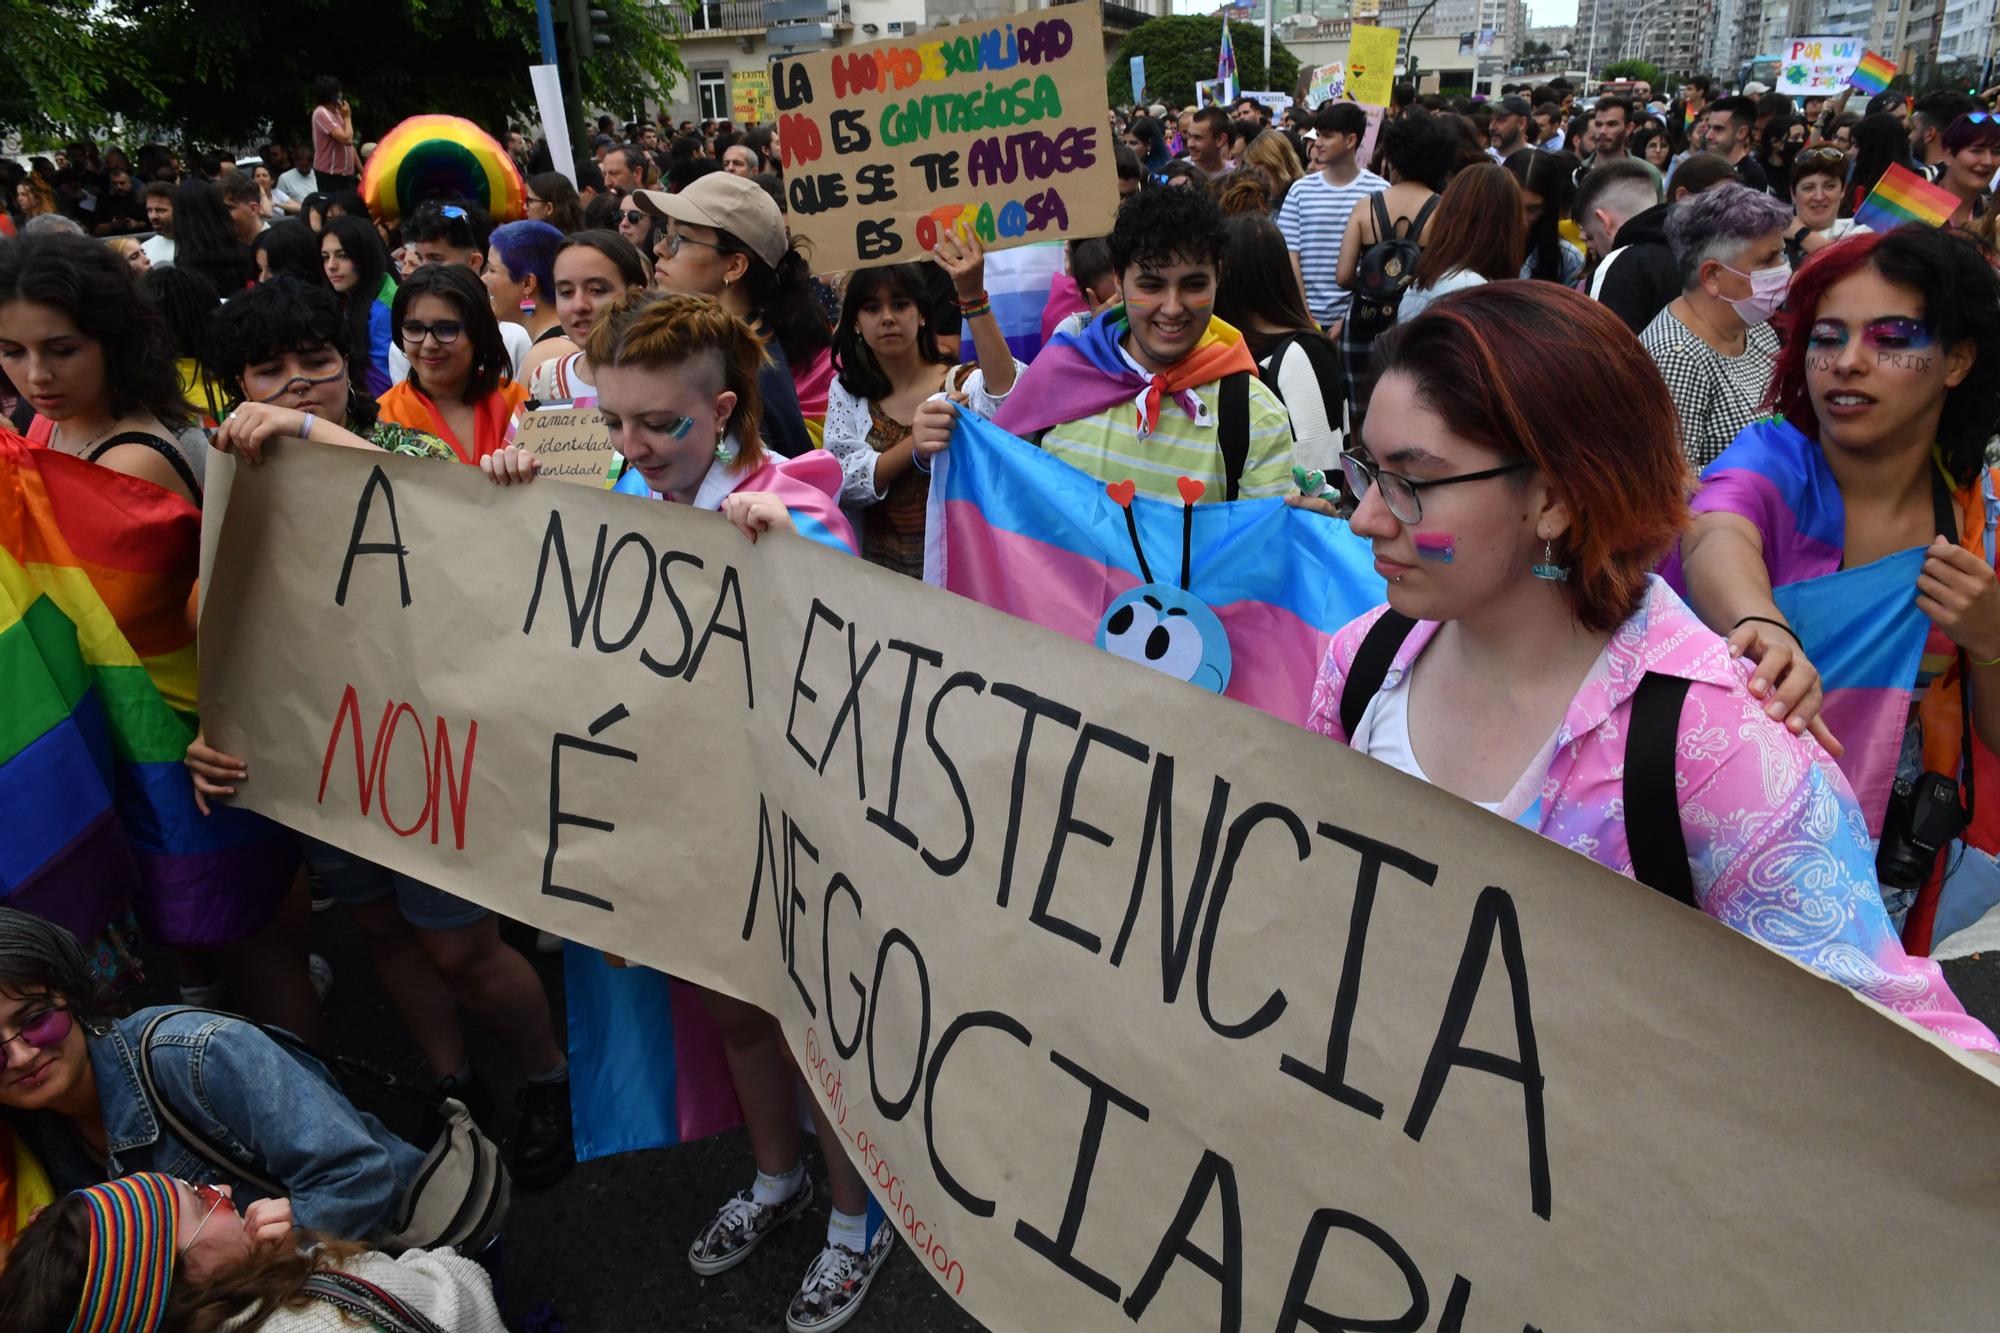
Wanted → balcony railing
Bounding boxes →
[673,0,852,36]
[1049,0,1156,33]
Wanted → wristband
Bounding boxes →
[1732,614,1797,644]
[1972,650,2000,668]
[958,301,992,321]
[300,412,316,441]
[954,290,990,312]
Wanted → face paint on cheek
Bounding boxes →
[1414,532,1455,563]
[1877,351,1935,372]
[1805,353,1838,373]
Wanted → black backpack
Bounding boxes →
[1337,611,1698,906]
[1350,191,1440,306]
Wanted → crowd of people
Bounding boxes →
[2,57,2000,1333]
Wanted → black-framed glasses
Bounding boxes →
[1339,452,1533,525]
[400,319,463,346]
[663,230,723,257]
[0,1005,72,1070]
[621,209,649,226]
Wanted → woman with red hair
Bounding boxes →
[1678,227,2000,956]
[1308,280,1997,1052]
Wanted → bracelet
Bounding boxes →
[957,301,992,320]
[1732,614,1798,644]
[1972,650,2000,668]
[300,412,316,441]
[954,290,990,313]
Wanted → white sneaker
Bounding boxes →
[785,1225,894,1333]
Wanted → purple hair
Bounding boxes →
[1664,182,1793,290]
[490,219,566,303]
[1941,112,2000,155]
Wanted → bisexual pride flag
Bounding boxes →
[1847,49,1896,95]
[0,434,296,945]
[1855,163,1958,232]
[925,411,1385,725]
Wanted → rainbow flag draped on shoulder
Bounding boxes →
[924,410,1385,725]
[0,432,295,945]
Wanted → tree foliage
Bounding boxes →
[1600,59,1663,88]
[1109,17,1301,111]
[1,0,685,151]
[0,0,166,146]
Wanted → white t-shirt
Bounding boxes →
[1350,673,1557,821]
[389,321,532,384]
[277,166,318,202]
[1396,268,1488,324]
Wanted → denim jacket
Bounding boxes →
[13,1007,426,1238]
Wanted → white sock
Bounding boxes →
[752,1163,804,1207]
[827,1207,866,1252]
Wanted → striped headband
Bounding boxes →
[66,1173,182,1333]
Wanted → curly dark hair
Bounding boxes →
[1381,111,1460,192]
[0,231,193,429]
[1107,182,1228,278]
[205,277,383,430]
[1770,227,2000,485]
[831,263,951,401]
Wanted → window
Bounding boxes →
[687,0,724,29]
[698,70,730,120]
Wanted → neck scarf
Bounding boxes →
[993,309,1256,439]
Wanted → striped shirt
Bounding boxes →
[1037,368,1295,503]
[1277,168,1389,326]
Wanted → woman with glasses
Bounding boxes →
[0,1172,505,1330]
[640,172,825,459]
[525,230,650,402]
[524,169,583,233]
[1785,146,1866,267]
[1307,283,1999,1056]
[0,909,436,1239]
[374,264,530,464]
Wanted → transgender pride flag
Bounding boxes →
[925,411,1384,725]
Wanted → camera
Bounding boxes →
[1876,771,1965,897]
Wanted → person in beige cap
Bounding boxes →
[632,172,830,459]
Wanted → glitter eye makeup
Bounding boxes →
[1861,316,1931,349]
[1806,320,1847,347]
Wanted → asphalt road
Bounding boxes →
[134,915,2000,1332]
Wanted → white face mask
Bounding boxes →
[1718,260,1791,324]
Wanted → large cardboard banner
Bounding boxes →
[199,444,2000,1332]
[769,10,1120,273]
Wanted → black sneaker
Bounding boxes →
[786,1226,894,1333]
[687,1178,815,1276]
[510,1076,574,1191]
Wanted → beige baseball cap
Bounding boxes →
[632,173,788,269]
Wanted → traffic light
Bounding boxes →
[571,0,611,52]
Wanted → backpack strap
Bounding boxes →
[1337,610,1418,739]
[88,430,201,500]
[1406,192,1442,242]
[301,1271,447,1333]
[1369,190,1392,244]
[1624,672,1697,907]
[135,1008,285,1196]
[1218,371,1250,501]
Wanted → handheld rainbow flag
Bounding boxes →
[0,433,297,947]
[925,411,1386,725]
[1217,18,1240,101]
[1847,49,1897,95]
[1854,162,1959,232]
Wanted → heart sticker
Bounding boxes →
[1106,479,1137,508]
[1177,476,1206,504]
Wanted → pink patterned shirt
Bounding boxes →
[1307,577,1999,1054]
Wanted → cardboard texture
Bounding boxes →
[1347,26,1399,108]
[199,444,2000,1332]
[769,9,1121,273]
[512,405,617,488]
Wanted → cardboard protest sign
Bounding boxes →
[1129,55,1146,107]
[731,69,774,125]
[769,9,1120,274]
[1244,91,1292,117]
[1194,78,1230,109]
[199,443,2000,1333]
[1307,61,1345,106]
[512,404,617,488]
[1347,25,1399,107]
[1779,35,1863,95]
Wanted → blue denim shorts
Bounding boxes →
[299,837,490,932]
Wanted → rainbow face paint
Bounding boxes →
[1414,532,1455,563]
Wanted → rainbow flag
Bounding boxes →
[1854,162,1958,232]
[1217,18,1239,101]
[925,411,1386,725]
[1848,49,1896,95]
[0,433,296,945]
